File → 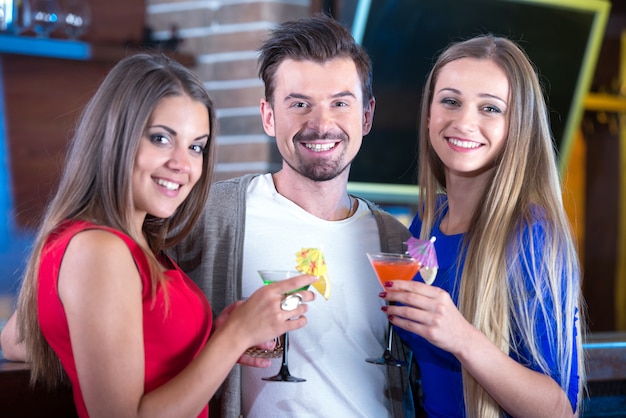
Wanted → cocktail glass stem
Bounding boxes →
[256,270,307,382]
[262,332,305,382]
[366,323,406,367]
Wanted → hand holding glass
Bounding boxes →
[244,270,310,382]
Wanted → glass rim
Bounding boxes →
[257,269,301,275]
[366,252,414,259]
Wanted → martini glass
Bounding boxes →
[257,270,309,382]
[366,252,421,366]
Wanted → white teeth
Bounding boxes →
[155,179,180,191]
[448,138,481,149]
[305,143,336,152]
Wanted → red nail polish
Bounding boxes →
[387,315,394,321]
[381,306,388,312]
[384,282,393,288]
[378,291,387,298]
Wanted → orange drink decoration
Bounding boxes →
[295,247,330,299]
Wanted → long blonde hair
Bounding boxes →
[417,35,584,417]
[16,53,217,388]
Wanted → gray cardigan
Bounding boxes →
[172,174,414,418]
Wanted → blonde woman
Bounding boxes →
[380,35,583,417]
[0,53,315,417]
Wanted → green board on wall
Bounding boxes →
[346,0,610,203]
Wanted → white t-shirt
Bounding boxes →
[241,174,391,417]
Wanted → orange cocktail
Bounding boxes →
[365,252,419,366]
[366,252,420,288]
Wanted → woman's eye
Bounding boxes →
[150,134,169,145]
[190,144,206,154]
[483,105,502,114]
[441,98,458,106]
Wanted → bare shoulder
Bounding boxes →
[58,228,141,302]
[65,228,132,261]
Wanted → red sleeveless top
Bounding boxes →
[38,220,212,417]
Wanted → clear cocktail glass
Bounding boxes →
[365,252,421,366]
[255,269,309,382]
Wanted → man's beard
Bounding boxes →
[285,156,349,182]
[285,129,352,181]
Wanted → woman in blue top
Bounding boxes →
[380,35,584,417]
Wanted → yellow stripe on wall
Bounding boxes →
[616,30,626,331]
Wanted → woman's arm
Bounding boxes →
[383,280,575,418]
[0,311,27,361]
[60,229,315,418]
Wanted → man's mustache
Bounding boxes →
[294,130,348,142]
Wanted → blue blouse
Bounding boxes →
[397,201,579,417]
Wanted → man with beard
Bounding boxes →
[172,14,411,418]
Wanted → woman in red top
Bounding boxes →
[1,53,315,417]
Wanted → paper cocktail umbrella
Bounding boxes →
[295,248,330,299]
[405,236,438,284]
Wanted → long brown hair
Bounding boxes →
[417,35,584,417]
[17,53,217,388]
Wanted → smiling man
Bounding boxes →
[172,14,412,418]
[262,56,372,184]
